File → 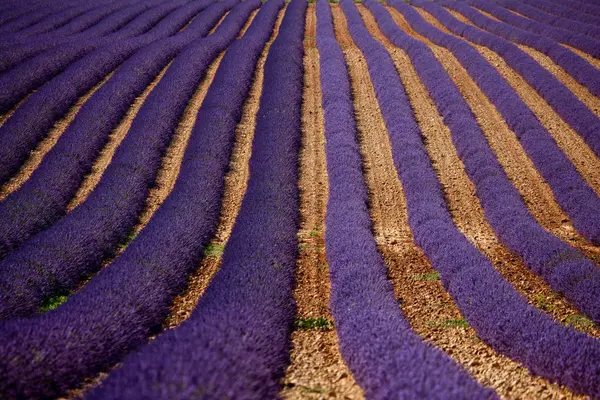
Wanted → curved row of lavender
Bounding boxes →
[0,0,214,188]
[520,0,600,26]
[0,1,282,398]
[0,0,147,45]
[346,0,600,396]
[0,0,193,109]
[389,0,600,257]
[486,0,600,41]
[413,1,600,186]
[394,0,600,325]
[87,1,303,398]
[548,0,600,17]
[0,0,115,42]
[0,0,254,320]
[0,0,83,32]
[465,0,600,56]
[0,0,162,61]
[0,0,145,44]
[468,0,600,58]
[0,0,219,256]
[450,0,600,99]
[317,1,495,398]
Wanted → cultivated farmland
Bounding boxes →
[0,0,599,398]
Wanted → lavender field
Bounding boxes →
[0,0,599,398]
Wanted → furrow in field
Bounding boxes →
[65,67,163,211]
[281,5,362,399]
[369,6,600,338]
[456,8,600,121]
[412,6,600,264]
[163,7,276,330]
[332,5,580,398]
[0,73,111,201]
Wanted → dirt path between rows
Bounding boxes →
[474,8,600,120]
[281,5,362,399]
[334,4,584,398]
[370,7,600,338]
[0,74,111,201]
[411,7,600,263]
[162,8,268,329]
[58,13,255,400]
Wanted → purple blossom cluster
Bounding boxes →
[487,0,600,42]
[547,0,600,16]
[0,0,168,72]
[1,0,147,43]
[0,0,219,257]
[87,1,305,398]
[0,0,84,32]
[0,0,287,398]
[520,0,600,26]
[0,0,192,110]
[387,0,600,328]
[0,0,254,320]
[348,0,600,396]
[397,0,600,256]
[320,1,495,397]
[413,0,600,190]
[395,0,600,325]
[450,0,600,99]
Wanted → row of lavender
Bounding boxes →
[0,0,217,255]
[0,0,290,398]
[89,1,304,396]
[349,0,600,396]
[317,0,495,397]
[391,0,600,322]
[0,0,248,319]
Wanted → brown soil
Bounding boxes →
[66,67,166,211]
[470,9,600,120]
[0,75,111,201]
[0,94,30,127]
[562,43,600,69]
[410,7,600,263]
[367,7,600,338]
[482,4,600,66]
[335,4,584,398]
[280,5,363,399]
[163,7,273,329]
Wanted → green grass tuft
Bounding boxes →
[412,272,440,280]
[204,244,225,258]
[39,295,69,313]
[443,318,470,328]
[294,316,334,331]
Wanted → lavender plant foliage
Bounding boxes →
[480,0,600,42]
[317,1,495,398]
[91,1,298,399]
[412,0,600,184]
[389,0,600,324]
[0,0,77,33]
[451,0,600,99]
[520,0,600,26]
[344,0,600,396]
[551,0,600,16]
[0,0,219,256]
[0,0,193,112]
[0,1,105,40]
[0,0,214,188]
[0,1,163,65]
[0,1,277,399]
[0,0,254,320]
[0,0,144,44]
